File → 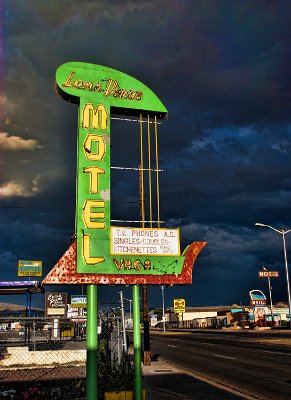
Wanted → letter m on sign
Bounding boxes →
[82,103,108,130]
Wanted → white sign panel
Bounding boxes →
[110,227,180,256]
[253,306,269,321]
[71,295,87,308]
[150,314,158,327]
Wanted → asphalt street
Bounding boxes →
[143,329,291,400]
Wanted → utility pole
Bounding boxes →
[139,165,151,366]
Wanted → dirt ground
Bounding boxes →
[0,366,86,399]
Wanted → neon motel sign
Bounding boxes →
[43,62,206,284]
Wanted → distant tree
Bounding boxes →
[153,308,163,320]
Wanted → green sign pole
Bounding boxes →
[86,284,98,400]
[133,285,142,400]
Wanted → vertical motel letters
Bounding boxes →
[81,103,108,265]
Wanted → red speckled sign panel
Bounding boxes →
[42,241,206,285]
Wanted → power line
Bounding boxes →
[0,205,46,209]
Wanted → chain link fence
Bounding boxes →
[0,315,129,399]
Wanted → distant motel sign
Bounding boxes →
[71,295,87,308]
[110,227,180,256]
[249,290,267,306]
[174,298,186,313]
[45,292,67,316]
[18,260,42,277]
[258,271,279,278]
[250,299,267,306]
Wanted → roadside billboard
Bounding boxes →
[18,260,42,277]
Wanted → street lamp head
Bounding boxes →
[255,223,287,234]
[262,266,267,271]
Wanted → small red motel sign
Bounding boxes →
[258,271,279,278]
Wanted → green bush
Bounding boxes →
[97,339,136,397]
[280,320,288,327]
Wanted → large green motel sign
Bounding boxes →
[44,62,206,284]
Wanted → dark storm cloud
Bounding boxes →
[1,0,291,307]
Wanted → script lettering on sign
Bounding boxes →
[62,72,143,101]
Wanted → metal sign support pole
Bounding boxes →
[266,275,274,324]
[133,285,142,400]
[86,284,98,400]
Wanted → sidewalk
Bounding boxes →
[142,357,245,400]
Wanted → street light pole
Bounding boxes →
[262,266,274,325]
[119,290,127,353]
[124,298,133,323]
[282,230,291,328]
[255,223,291,328]
[129,299,132,322]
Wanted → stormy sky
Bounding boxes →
[0,0,291,310]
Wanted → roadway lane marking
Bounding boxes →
[157,388,187,398]
[200,342,215,345]
[168,344,177,348]
[213,354,236,360]
[261,350,287,356]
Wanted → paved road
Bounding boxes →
[145,330,291,400]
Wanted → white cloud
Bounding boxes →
[0,132,43,151]
[0,179,39,198]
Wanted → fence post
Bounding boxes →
[117,318,121,364]
[33,319,36,351]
